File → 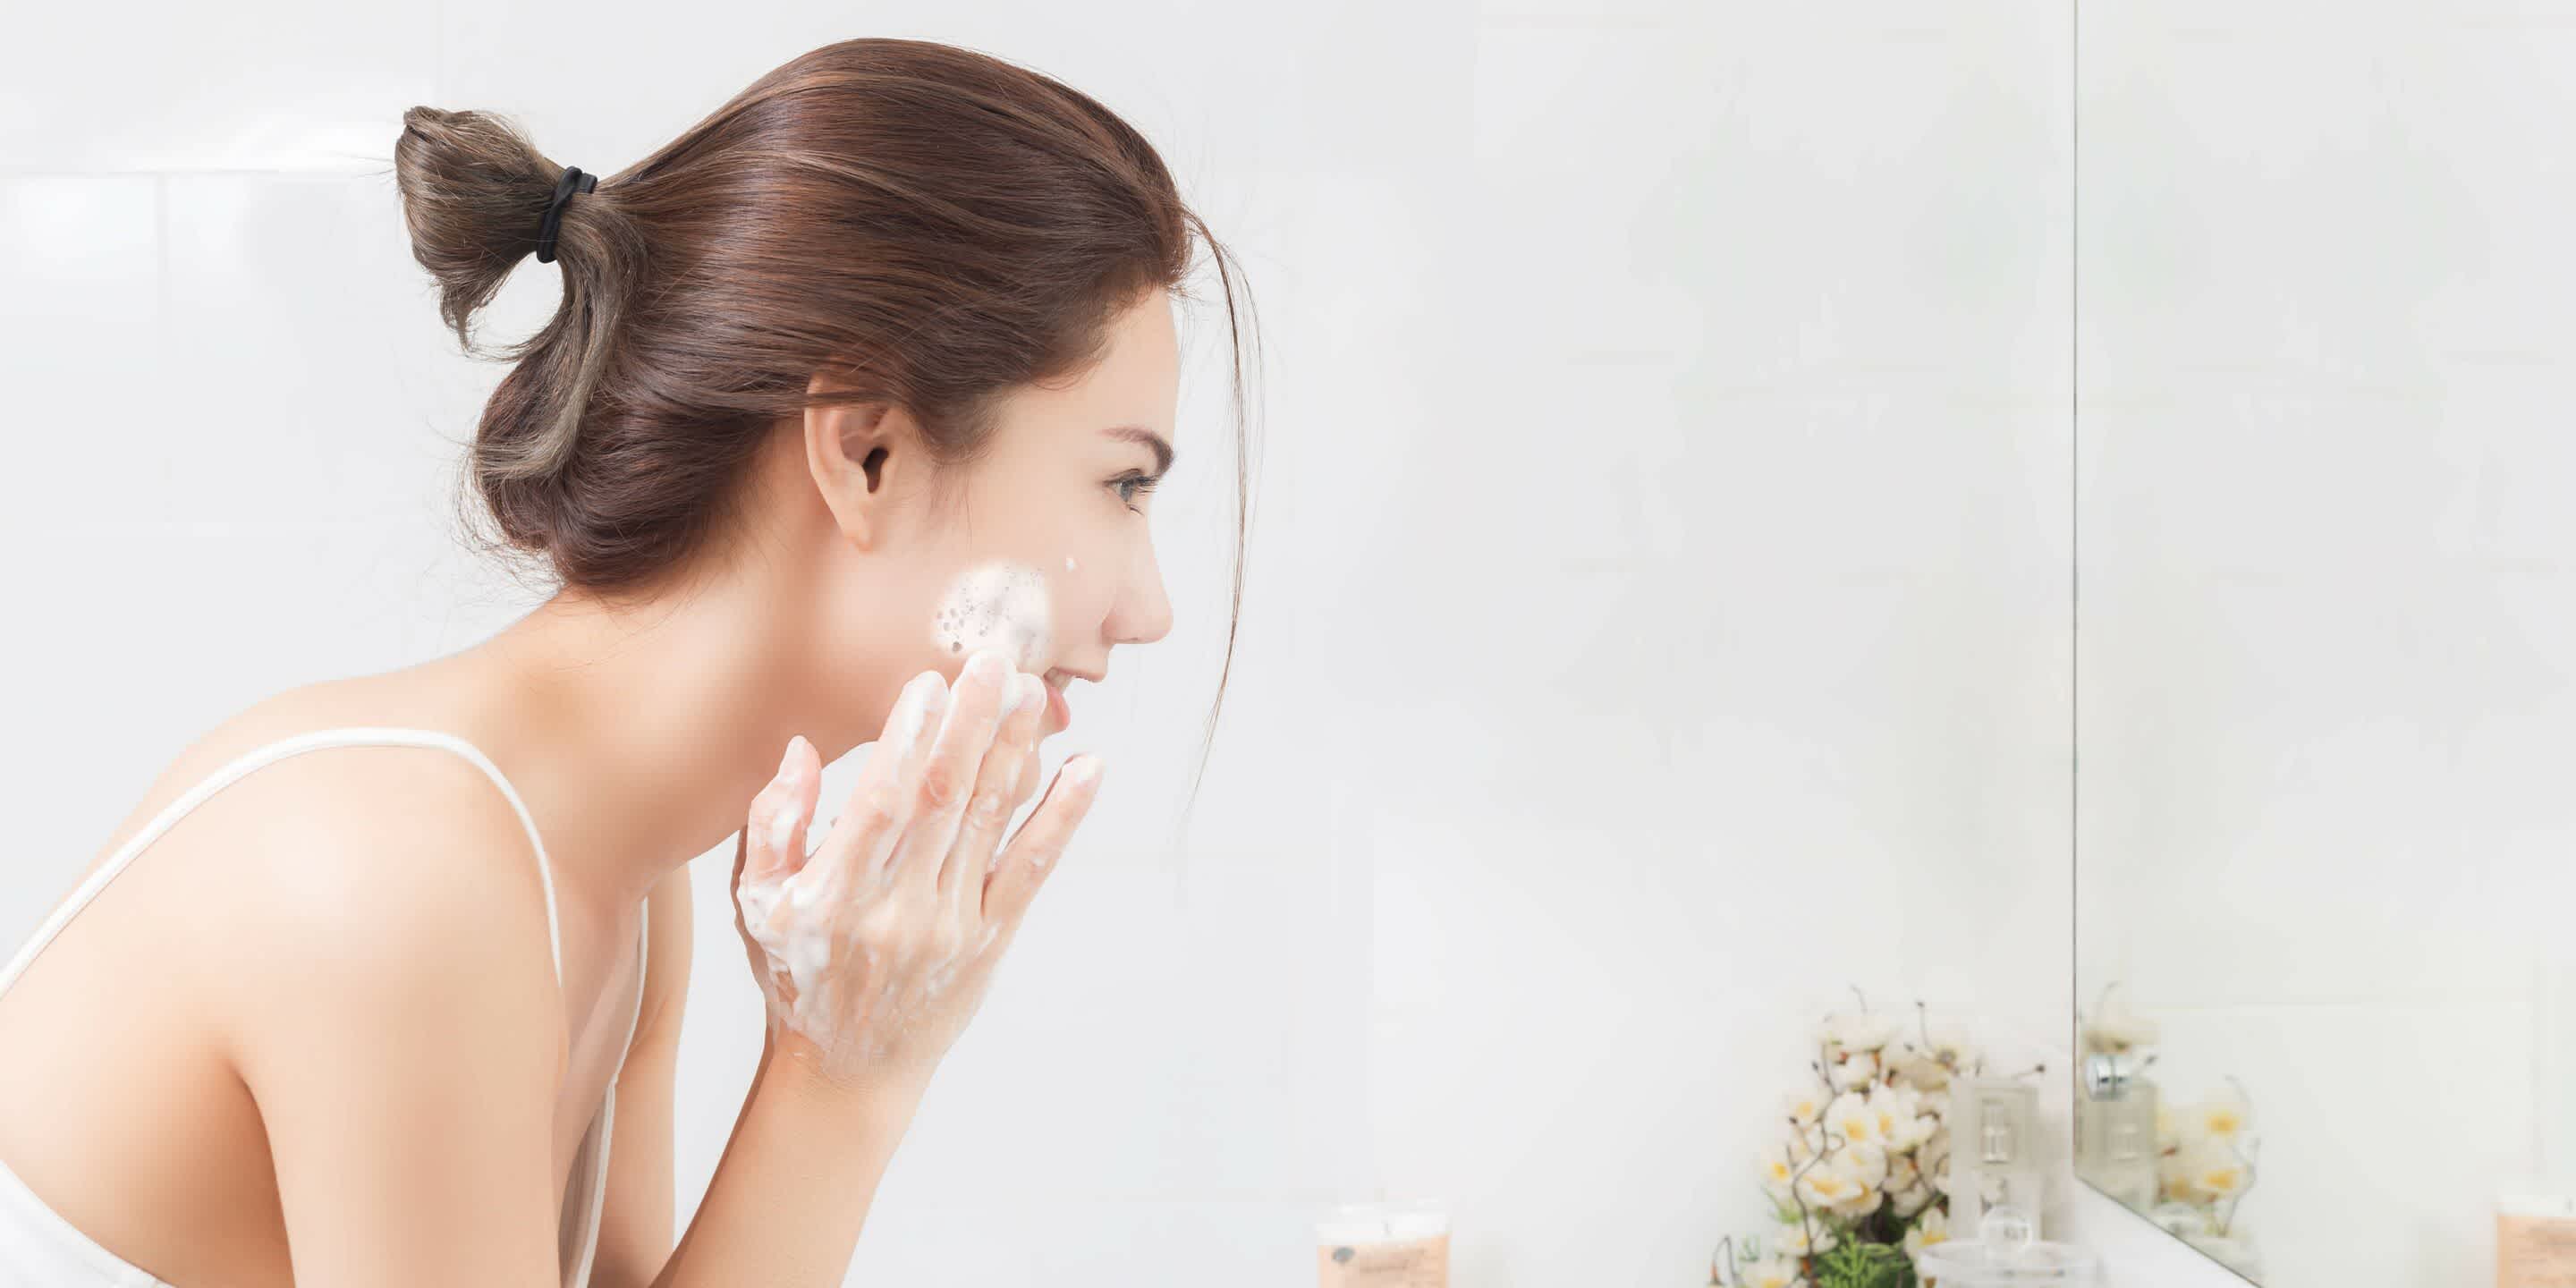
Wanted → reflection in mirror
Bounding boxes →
[2073,986,2260,1278]
[2077,4,2576,1284]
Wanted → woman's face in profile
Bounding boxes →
[869,288,1182,736]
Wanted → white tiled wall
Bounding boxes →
[2078,2,2576,1284]
[4,4,2087,1284]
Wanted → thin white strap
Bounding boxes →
[0,726,566,1000]
[565,895,651,1288]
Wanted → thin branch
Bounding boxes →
[1710,1233,1742,1286]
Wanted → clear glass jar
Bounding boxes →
[1916,1208,2103,1287]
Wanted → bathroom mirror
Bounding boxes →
[2073,4,2576,1284]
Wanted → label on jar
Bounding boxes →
[1317,1233,1450,1287]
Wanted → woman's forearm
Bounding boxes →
[650,1041,926,1287]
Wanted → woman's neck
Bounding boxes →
[451,556,813,917]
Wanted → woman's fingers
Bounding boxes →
[940,671,1047,907]
[807,667,946,897]
[986,741,1043,876]
[980,754,1106,929]
[735,734,821,933]
[886,648,1015,892]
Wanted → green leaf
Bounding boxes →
[1811,1241,1919,1288]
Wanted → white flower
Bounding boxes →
[1826,1091,1886,1151]
[1758,1146,1801,1203]
[1893,1176,1937,1217]
[1919,1128,1953,1195]
[1822,1011,1901,1055]
[2082,1012,2161,1055]
[1836,1182,1886,1221]
[1869,1082,1917,1123]
[1741,1259,1804,1288]
[1924,1023,1977,1069]
[1829,1052,1881,1091]
[1783,1089,1827,1126]
[2157,1146,2197,1205]
[1785,1123,1828,1163]
[1902,1208,1953,1263]
[1840,1141,1890,1192]
[2178,1140,2252,1201]
[2187,1087,2254,1143]
[1792,1142,1889,1222]
[1887,1044,1953,1090]
[1773,1218,1837,1257]
[1885,1022,1975,1085]
[1795,1157,1868,1212]
[2159,1137,2249,1204]
[1871,1085,1939,1152]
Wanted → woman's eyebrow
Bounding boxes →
[1103,423,1174,474]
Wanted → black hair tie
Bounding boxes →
[532,165,597,265]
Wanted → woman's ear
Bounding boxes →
[801,371,911,552]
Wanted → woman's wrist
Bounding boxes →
[662,1027,922,1284]
[756,1030,931,1124]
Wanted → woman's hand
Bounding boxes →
[728,647,1105,1094]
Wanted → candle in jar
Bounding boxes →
[1315,1202,1449,1287]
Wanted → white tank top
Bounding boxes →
[0,726,648,1287]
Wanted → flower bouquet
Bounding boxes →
[1709,996,2031,1288]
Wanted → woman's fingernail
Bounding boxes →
[778,734,806,781]
[1066,755,1102,787]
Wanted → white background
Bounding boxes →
[1,0,2287,1284]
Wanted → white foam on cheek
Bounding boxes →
[930,559,1054,673]
[1065,555,1078,572]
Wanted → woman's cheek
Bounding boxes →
[930,558,1055,671]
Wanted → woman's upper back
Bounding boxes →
[0,685,640,1286]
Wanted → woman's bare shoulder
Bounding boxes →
[123,674,444,815]
[127,682,564,1064]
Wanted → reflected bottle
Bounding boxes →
[2073,1051,2159,1214]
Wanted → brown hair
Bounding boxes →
[387,37,1255,820]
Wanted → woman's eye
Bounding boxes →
[1111,473,1163,511]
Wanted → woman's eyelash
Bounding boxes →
[1111,472,1163,508]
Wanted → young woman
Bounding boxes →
[0,36,1251,1288]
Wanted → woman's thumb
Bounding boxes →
[743,734,820,887]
